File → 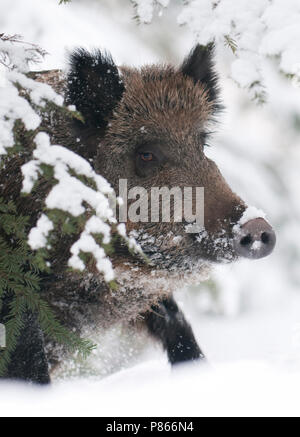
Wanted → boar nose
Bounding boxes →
[233,218,276,259]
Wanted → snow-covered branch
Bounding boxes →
[133,0,300,102]
[0,34,140,281]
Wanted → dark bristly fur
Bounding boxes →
[181,43,221,114]
[67,48,125,130]
[1,296,50,384]
[145,297,204,364]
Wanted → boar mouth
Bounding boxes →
[130,227,238,269]
[193,229,237,264]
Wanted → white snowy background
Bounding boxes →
[1,0,300,416]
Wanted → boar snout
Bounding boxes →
[233,217,276,259]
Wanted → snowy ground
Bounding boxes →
[2,290,300,417]
[2,359,300,417]
[2,292,300,416]
[1,0,300,416]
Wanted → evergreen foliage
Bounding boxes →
[0,197,95,376]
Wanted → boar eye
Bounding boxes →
[135,145,165,177]
[140,152,153,162]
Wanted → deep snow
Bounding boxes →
[2,359,300,417]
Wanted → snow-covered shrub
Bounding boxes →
[0,33,141,280]
[0,33,140,373]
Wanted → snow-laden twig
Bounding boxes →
[23,132,118,281]
[134,0,300,102]
[131,0,170,23]
[0,33,47,71]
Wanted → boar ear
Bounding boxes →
[181,44,219,109]
[67,48,124,129]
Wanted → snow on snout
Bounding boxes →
[252,240,263,251]
[233,205,267,234]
